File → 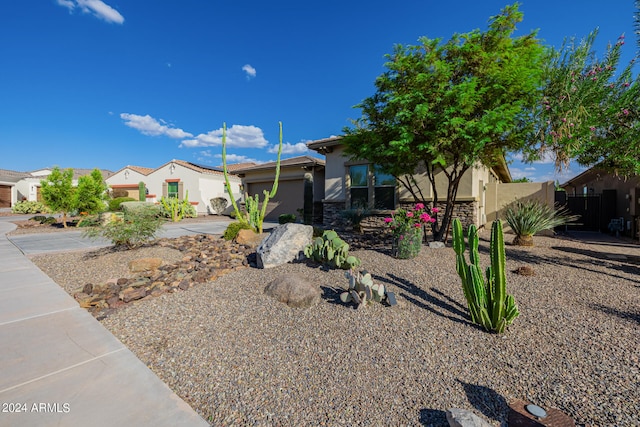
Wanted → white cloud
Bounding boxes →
[120,113,193,139]
[180,124,268,148]
[214,153,261,164]
[57,0,125,24]
[57,0,75,11]
[242,64,256,79]
[268,142,309,155]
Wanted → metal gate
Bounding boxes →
[565,195,601,230]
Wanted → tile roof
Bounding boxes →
[230,156,325,173]
[0,169,31,181]
[1,168,114,181]
[170,159,226,176]
[225,162,257,172]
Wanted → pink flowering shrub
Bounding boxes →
[385,203,437,238]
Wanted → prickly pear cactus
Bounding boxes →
[303,230,361,269]
[340,269,386,307]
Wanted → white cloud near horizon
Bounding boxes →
[180,124,268,148]
[242,64,256,79]
[120,113,193,139]
[268,142,308,155]
[213,153,262,164]
[56,0,125,24]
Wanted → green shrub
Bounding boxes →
[77,215,102,228]
[30,215,56,224]
[82,206,164,248]
[12,201,50,214]
[121,201,160,214]
[504,199,579,246]
[108,197,136,212]
[223,221,252,241]
[278,213,297,224]
[41,216,57,225]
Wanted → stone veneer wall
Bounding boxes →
[322,200,478,232]
[322,201,347,229]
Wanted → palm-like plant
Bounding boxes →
[503,199,579,246]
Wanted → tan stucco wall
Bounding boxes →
[324,146,347,201]
[485,180,556,234]
[106,168,148,188]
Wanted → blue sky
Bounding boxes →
[0,1,636,183]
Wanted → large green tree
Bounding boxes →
[343,4,545,241]
[40,167,75,228]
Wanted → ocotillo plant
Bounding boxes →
[452,218,519,333]
[222,122,283,234]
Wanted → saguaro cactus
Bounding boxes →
[452,218,519,333]
[222,122,283,234]
[138,181,146,202]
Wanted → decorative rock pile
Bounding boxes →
[73,234,255,318]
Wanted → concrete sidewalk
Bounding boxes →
[0,220,210,426]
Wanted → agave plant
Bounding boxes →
[503,199,579,246]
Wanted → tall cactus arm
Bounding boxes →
[269,121,283,198]
[222,122,247,225]
[489,219,506,327]
[468,224,480,269]
[452,219,468,284]
[257,191,271,234]
[452,219,465,255]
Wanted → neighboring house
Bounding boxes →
[106,165,154,200]
[560,166,640,239]
[106,159,244,215]
[306,136,555,229]
[0,169,30,208]
[232,156,325,222]
[0,168,114,207]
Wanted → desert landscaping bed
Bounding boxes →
[28,230,640,426]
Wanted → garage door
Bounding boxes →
[0,185,11,208]
[246,180,303,222]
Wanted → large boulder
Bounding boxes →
[209,197,228,215]
[264,273,320,308]
[256,223,313,269]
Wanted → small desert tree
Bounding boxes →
[40,167,75,228]
[75,169,108,220]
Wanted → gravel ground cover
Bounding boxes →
[29,230,640,426]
